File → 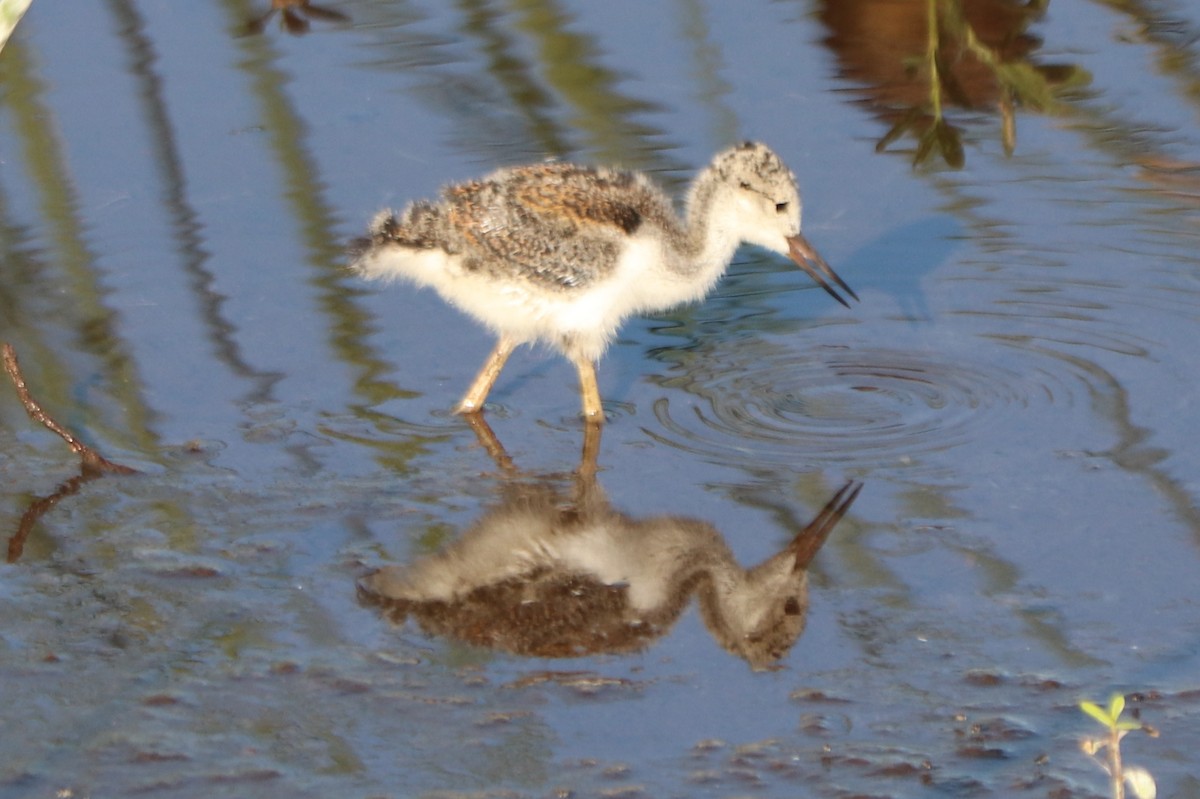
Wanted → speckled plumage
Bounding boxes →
[350,142,857,420]
[368,164,667,291]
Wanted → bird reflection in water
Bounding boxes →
[358,419,862,670]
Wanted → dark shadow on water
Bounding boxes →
[358,416,862,671]
[851,216,963,321]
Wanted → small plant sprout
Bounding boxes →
[1079,693,1159,799]
[0,0,32,53]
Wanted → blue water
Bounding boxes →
[2,1,1199,797]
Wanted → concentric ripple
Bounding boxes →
[645,339,1080,471]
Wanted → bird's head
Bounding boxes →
[709,142,857,307]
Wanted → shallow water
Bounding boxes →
[3,1,1200,797]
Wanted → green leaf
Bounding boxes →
[913,127,938,167]
[1000,90,1016,157]
[996,62,1056,111]
[935,120,964,169]
[1080,700,1113,727]
[0,0,31,53]
[1108,693,1126,721]
[1116,720,1143,731]
[1034,63,1092,90]
[876,107,923,154]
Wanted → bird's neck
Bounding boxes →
[671,167,743,283]
[628,166,740,313]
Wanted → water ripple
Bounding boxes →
[645,340,1077,472]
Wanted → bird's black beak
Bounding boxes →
[788,480,863,572]
[786,233,858,309]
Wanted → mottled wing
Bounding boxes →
[444,164,655,291]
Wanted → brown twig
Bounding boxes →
[2,342,138,475]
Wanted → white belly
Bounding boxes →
[355,234,713,361]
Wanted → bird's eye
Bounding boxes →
[783,597,801,615]
[739,181,753,191]
[775,202,789,214]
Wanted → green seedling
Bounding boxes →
[1079,693,1158,799]
[0,0,32,52]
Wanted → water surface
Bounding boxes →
[3,1,1200,797]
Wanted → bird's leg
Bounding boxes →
[578,416,602,480]
[456,337,515,415]
[571,356,604,422]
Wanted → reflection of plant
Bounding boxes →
[243,0,348,37]
[1079,694,1158,799]
[876,0,1089,168]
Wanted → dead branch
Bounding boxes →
[2,342,138,475]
